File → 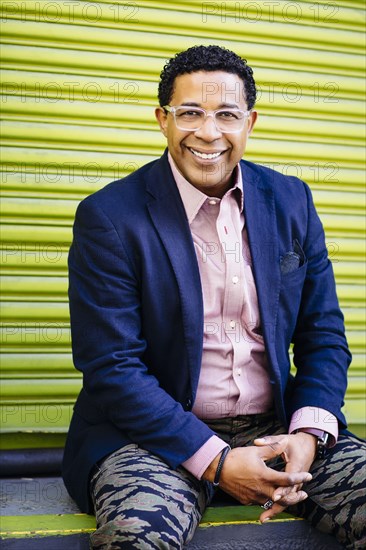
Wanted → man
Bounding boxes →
[62,45,365,549]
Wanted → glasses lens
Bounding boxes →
[214,110,246,132]
[174,107,205,130]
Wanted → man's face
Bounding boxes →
[155,71,257,197]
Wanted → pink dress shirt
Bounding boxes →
[167,154,338,479]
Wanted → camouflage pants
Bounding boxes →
[89,411,366,549]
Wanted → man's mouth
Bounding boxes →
[188,148,225,160]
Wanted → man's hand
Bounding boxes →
[202,436,312,512]
[254,432,317,522]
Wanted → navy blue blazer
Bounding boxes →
[62,150,351,513]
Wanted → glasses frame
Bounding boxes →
[163,105,252,134]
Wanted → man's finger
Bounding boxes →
[260,502,285,523]
[273,489,308,507]
[273,483,300,502]
[255,435,289,461]
[266,468,312,487]
[254,435,287,447]
[259,489,309,523]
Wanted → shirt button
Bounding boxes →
[208,199,217,205]
[232,276,239,284]
[230,320,236,329]
[236,368,241,376]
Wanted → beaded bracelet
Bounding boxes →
[213,446,231,487]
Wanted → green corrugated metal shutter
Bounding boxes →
[1,0,365,449]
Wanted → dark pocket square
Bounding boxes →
[280,239,306,274]
[280,252,301,274]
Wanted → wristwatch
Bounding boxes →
[296,428,330,459]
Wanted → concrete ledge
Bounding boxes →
[0,477,342,549]
[191,513,343,549]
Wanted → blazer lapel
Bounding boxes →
[242,162,281,372]
[146,153,204,392]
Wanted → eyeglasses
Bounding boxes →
[164,105,251,133]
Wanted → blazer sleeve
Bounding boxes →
[288,181,351,427]
[68,196,214,468]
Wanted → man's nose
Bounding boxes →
[194,114,222,140]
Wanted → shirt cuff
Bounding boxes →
[181,436,228,479]
[289,406,338,447]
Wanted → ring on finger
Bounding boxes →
[261,499,274,510]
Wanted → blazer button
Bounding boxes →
[185,398,192,410]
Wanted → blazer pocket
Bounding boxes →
[280,260,308,287]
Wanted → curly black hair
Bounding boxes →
[158,45,257,110]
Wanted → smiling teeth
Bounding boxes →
[190,149,222,160]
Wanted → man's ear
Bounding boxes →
[247,110,258,136]
[155,107,168,137]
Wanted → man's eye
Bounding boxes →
[217,111,239,119]
[179,110,201,117]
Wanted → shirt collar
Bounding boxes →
[168,152,244,225]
